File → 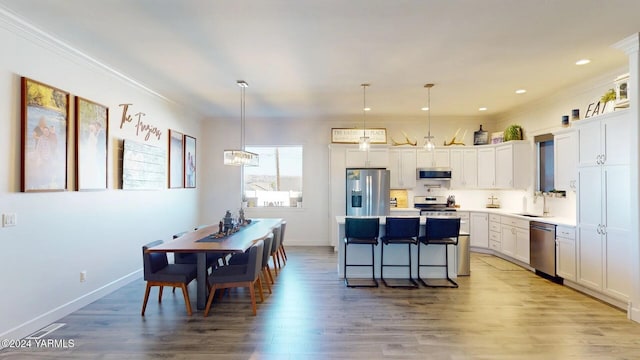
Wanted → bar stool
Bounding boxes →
[380,217,420,288]
[344,217,380,287]
[418,217,461,288]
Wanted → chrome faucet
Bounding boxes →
[534,191,550,217]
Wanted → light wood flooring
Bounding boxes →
[3,247,640,359]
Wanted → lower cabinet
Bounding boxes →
[500,216,529,264]
[470,212,488,248]
[556,225,576,281]
[488,214,501,251]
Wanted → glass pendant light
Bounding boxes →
[224,80,259,166]
[359,83,371,151]
[423,83,435,151]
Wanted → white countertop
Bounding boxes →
[366,207,575,227]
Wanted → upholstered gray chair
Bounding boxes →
[228,233,274,295]
[270,226,283,274]
[141,240,197,316]
[418,217,461,288]
[278,221,288,263]
[204,240,265,317]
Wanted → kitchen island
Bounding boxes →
[336,216,469,280]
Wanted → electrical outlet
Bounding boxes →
[80,271,87,282]
[2,213,16,227]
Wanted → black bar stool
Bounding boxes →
[344,217,380,287]
[380,217,420,288]
[418,217,461,288]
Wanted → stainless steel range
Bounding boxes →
[413,196,457,217]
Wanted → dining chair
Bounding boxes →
[344,217,380,287]
[270,226,283,274]
[141,240,198,316]
[204,240,265,317]
[278,221,288,263]
[418,217,461,288]
[228,233,274,295]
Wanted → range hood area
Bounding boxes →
[416,168,452,179]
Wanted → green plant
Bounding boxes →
[601,88,616,103]
[504,124,523,141]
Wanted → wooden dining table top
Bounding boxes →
[146,218,283,253]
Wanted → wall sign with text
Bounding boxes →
[331,128,387,144]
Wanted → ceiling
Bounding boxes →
[1,0,639,120]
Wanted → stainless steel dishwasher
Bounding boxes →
[529,221,556,277]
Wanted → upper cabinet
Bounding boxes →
[345,148,389,168]
[495,141,531,189]
[416,148,450,168]
[477,147,496,188]
[450,148,477,188]
[554,130,577,191]
[577,109,630,167]
[388,148,417,189]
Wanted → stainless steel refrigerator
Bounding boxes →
[346,168,390,216]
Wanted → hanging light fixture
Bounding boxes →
[224,80,259,166]
[359,83,371,151]
[423,83,435,151]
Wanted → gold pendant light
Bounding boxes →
[423,83,435,151]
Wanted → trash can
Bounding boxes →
[457,234,470,276]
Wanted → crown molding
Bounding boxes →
[612,32,640,55]
[0,5,173,104]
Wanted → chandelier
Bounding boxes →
[223,80,259,166]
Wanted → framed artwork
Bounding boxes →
[184,135,196,188]
[168,129,184,188]
[75,97,108,190]
[21,77,69,192]
[331,128,387,144]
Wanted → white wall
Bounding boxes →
[0,12,202,339]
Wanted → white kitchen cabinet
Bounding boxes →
[577,109,630,167]
[554,130,577,191]
[450,148,478,188]
[495,141,531,189]
[575,110,631,301]
[477,147,495,188]
[556,225,576,281]
[488,214,501,252]
[388,149,416,189]
[416,148,450,168]
[458,211,470,234]
[500,216,530,264]
[470,212,488,248]
[345,148,389,168]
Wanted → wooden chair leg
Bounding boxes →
[271,254,279,275]
[276,251,283,269]
[158,285,164,302]
[262,269,272,294]
[180,284,193,316]
[204,285,217,317]
[278,247,286,266]
[141,283,152,316]
[265,263,274,284]
[281,245,288,261]
[249,282,257,316]
[256,277,265,303]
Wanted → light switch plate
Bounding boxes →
[3,213,16,227]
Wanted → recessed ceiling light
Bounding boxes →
[363,107,371,111]
[478,107,488,111]
[515,89,527,94]
[576,59,591,65]
[421,107,429,111]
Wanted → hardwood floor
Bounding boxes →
[3,247,640,359]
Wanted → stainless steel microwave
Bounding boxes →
[416,168,452,179]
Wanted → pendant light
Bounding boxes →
[423,83,435,151]
[223,80,259,166]
[359,83,371,151]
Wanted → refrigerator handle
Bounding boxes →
[366,175,372,215]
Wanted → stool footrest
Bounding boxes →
[382,278,419,288]
[345,278,378,287]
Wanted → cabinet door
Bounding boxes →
[449,149,464,188]
[556,237,576,281]
[346,148,388,168]
[554,132,577,191]
[495,144,513,189]
[462,148,478,188]
[389,149,416,189]
[500,225,516,258]
[577,224,603,290]
[602,115,630,166]
[515,227,530,264]
[477,147,495,188]
[578,166,602,227]
[577,121,601,167]
[416,148,449,168]
[470,212,489,248]
[603,165,631,300]
[433,148,450,167]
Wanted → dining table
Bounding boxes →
[146,218,283,310]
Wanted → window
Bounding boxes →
[535,134,554,192]
[243,146,303,207]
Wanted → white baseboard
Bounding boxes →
[630,305,640,323]
[562,279,629,311]
[0,269,141,344]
